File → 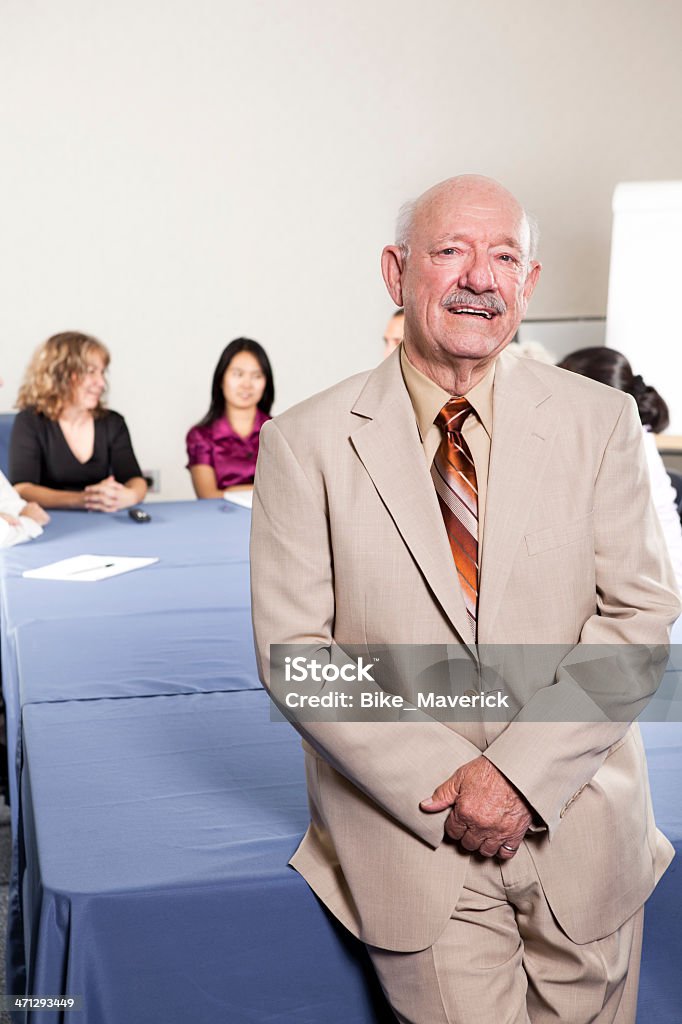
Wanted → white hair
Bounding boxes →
[509,338,555,364]
[526,212,540,262]
[394,193,540,263]
[395,198,417,259]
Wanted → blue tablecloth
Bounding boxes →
[637,723,682,1022]
[21,690,391,1024]
[17,700,682,1024]
[0,500,253,633]
[0,501,262,998]
[1,501,259,813]
[16,607,258,701]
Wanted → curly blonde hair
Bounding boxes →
[16,332,110,420]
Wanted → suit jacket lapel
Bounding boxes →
[477,351,557,640]
[349,354,475,649]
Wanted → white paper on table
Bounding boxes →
[223,490,253,509]
[22,554,159,582]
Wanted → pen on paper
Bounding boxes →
[67,562,115,576]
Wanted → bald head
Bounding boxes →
[396,175,538,264]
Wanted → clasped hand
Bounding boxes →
[83,476,135,513]
[421,756,532,860]
[21,502,50,525]
[1,503,50,528]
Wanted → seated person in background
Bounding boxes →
[186,338,273,497]
[1,373,50,546]
[382,307,404,360]
[508,337,555,363]
[0,471,48,547]
[10,332,147,512]
[559,346,682,592]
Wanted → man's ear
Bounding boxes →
[381,246,405,307]
[522,260,542,305]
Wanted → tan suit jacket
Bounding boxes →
[250,347,680,952]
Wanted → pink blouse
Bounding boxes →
[186,409,270,489]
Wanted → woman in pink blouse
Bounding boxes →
[186,338,274,497]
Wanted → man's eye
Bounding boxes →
[439,248,458,256]
[497,254,516,263]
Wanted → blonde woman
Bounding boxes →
[10,332,147,511]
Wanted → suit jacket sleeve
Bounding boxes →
[250,418,484,850]
[484,394,681,834]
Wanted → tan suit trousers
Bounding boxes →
[366,843,644,1024]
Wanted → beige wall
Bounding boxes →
[1,0,681,498]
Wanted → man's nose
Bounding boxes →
[459,250,496,294]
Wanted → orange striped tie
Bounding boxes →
[432,398,479,639]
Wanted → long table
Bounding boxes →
[1,501,259,812]
[16,698,682,1024]
[638,723,682,1022]
[0,503,389,1022]
[21,690,391,1024]
[1,502,681,1022]
[0,501,259,995]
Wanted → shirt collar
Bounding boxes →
[212,408,269,439]
[400,343,495,440]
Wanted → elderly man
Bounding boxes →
[251,175,679,1023]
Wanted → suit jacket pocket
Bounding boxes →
[525,511,594,557]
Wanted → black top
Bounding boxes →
[9,408,143,491]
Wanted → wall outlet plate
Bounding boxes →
[143,469,160,493]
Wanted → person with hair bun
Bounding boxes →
[558,346,682,590]
[9,332,147,511]
[186,338,273,498]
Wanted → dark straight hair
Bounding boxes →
[557,346,669,433]
[195,338,275,428]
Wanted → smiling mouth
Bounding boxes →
[447,306,494,320]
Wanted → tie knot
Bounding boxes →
[435,397,473,436]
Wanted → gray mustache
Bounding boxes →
[442,290,507,315]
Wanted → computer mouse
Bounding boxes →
[128,508,152,523]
